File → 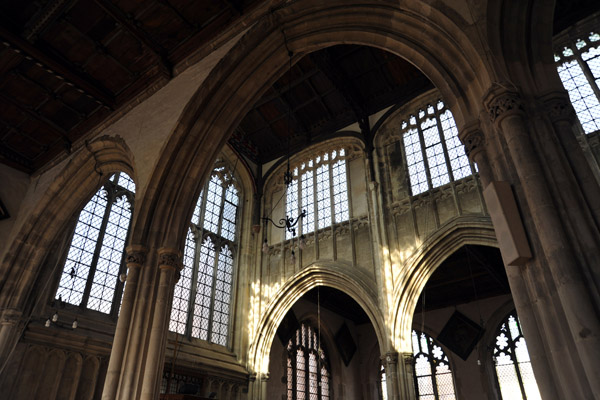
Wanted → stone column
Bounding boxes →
[460,125,493,187]
[259,372,269,400]
[103,245,147,400]
[382,352,401,400]
[140,247,180,400]
[484,86,600,396]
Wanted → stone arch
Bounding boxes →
[131,0,495,256]
[0,135,135,370]
[391,217,498,352]
[249,264,385,375]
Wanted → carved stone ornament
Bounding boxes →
[402,352,414,365]
[382,351,399,365]
[485,90,524,125]
[544,95,576,124]
[462,129,485,159]
[125,251,146,267]
[158,249,180,270]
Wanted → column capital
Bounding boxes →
[401,351,414,366]
[157,247,181,271]
[484,83,525,126]
[459,122,486,160]
[125,244,148,268]
[0,308,23,327]
[260,372,270,382]
[381,351,399,366]
[540,91,577,124]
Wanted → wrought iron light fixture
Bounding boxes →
[262,47,306,251]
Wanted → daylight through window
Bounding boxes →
[169,167,239,346]
[287,323,330,400]
[555,32,600,134]
[402,100,472,196]
[55,172,135,315]
[411,330,457,400]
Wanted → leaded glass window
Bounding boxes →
[401,101,473,196]
[492,311,541,400]
[287,323,330,400]
[55,172,135,315]
[555,32,600,134]
[286,148,349,240]
[169,167,239,347]
[411,330,457,400]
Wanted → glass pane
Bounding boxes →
[169,228,195,334]
[301,170,315,234]
[117,172,136,193]
[88,196,131,313]
[404,128,429,195]
[56,189,108,306]
[332,158,349,223]
[203,175,223,234]
[192,238,215,340]
[557,59,600,134]
[210,246,234,346]
[316,163,331,229]
[440,109,471,181]
[221,185,238,241]
[422,117,450,188]
[286,175,299,240]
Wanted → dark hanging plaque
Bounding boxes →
[437,311,484,361]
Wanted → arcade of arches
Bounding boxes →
[1,1,600,399]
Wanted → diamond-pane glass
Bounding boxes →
[288,323,330,400]
[88,195,131,313]
[412,330,456,400]
[316,162,331,229]
[301,169,315,234]
[210,246,233,346]
[440,110,471,180]
[557,59,600,133]
[493,312,541,400]
[203,175,223,234]
[422,118,450,188]
[117,172,136,194]
[221,185,238,241]
[192,238,215,340]
[332,156,349,223]
[169,228,195,334]
[56,189,108,306]
[286,170,299,240]
[404,128,428,195]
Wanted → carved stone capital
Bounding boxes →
[541,92,576,124]
[248,372,257,382]
[157,247,181,271]
[1,308,23,326]
[460,124,486,160]
[381,351,399,366]
[125,244,147,268]
[484,84,524,125]
[260,372,270,382]
[402,352,414,366]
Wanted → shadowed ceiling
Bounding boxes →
[0,0,598,173]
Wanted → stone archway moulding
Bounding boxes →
[132,0,494,257]
[248,264,385,375]
[391,217,498,353]
[0,135,135,373]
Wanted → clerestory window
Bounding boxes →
[285,147,350,240]
[554,32,600,134]
[411,330,457,400]
[169,166,239,346]
[287,323,330,400]
[55,172,135,315]
[402,100,473,196]
[492,311,541,400]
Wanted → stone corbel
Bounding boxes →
[483,83,525,126]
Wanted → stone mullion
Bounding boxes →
[110,198,134,317]
[206,247,220,343]
[81,185,114,309]
[485,87,600,397]
[186,226,201,338]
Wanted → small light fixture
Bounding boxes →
[298,235,306,250]
[52,312,59,323]
[119,273,127,283]
[72,319,78,329]
[45,318,51,328]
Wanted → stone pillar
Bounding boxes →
[103,245,147,400]
[259,372,269,400]
[484,86,600,396]
[460,125,493,187]
[141,248,180,400]
[382,352,401,400]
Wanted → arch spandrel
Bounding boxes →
[391,217,498,353]
[248,264,386,375]
[132,0,496,253]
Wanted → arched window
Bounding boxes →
[492,311,541,400]
[55,172,135,315]
[554,32,600,134]
[285,147,350,240]
[287,323,330,400]
[411,330,457,400]
[169,166,239,346]
[402,100,472,196]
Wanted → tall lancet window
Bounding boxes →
[55,172,135,315]
[492,311,541,400]
[287,323,330,400]
[411,330,457,400]
[169,165,239,346]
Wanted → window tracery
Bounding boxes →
[55,172,135,315]
[492,311,541,400]
[411,330,457,400]
[285,147,350,240]
[169,166,239,346]
[287,323,330,400]
[401,100,472,196]
[554,32,600,134]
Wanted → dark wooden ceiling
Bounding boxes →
[0,0,261,173]
[0,0,598,173]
